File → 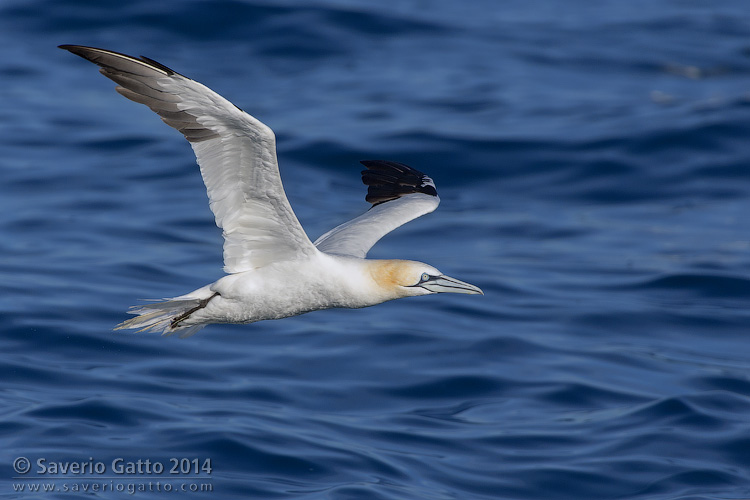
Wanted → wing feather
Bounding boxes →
[314,160,440,257]
[61,45,317,272]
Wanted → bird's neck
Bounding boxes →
[318,255,412,307]
[364,259,414,295]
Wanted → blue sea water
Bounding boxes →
[2,0,750,498]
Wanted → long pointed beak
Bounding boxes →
[422,275,484,295]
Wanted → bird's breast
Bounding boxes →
[206,255,383,324]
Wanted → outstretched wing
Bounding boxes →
[314,160,440,258]
[61,45,317,273]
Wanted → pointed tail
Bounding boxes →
[115,291,218,338]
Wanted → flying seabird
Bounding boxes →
[60,45,483,337]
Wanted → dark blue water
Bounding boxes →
[3,0,750,498]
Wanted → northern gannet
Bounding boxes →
[60,45,483,337]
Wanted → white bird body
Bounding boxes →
[174,257,438,327]
[61,45,482,337]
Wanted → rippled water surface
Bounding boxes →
[3,1,750,498]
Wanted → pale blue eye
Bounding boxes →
[421,273,430,282]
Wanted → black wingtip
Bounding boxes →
[58,44,86,54]
[58,45,177,76]
[138,55,176,75]
[359,160,438,206]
